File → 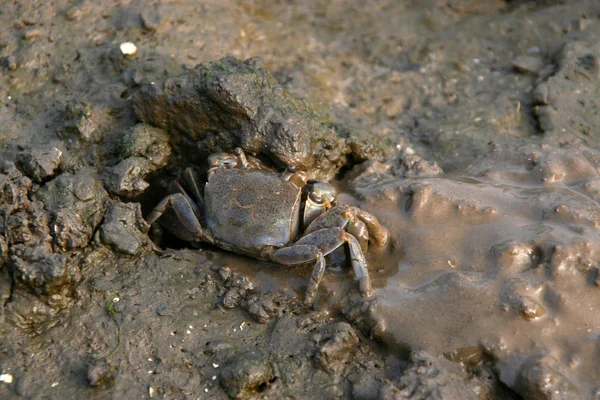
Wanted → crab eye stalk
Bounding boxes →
[208,153,238,169]
[308,192,325,204]
[303,181,337,227]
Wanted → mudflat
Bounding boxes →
[1,1,599,399]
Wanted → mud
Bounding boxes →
[1,1,600,399]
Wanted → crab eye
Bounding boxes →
[309,192,325,204]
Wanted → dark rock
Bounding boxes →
[4,289,69,334]
[222,273,253,309]
[98,201,150,255]
[118,123,171,167]
[35,170,108,239]
[9,244,80,296]
[57,101,110,143]
[17,147,62,183]
[0,162,33,215]
[133,56,374,180]
[103,123,172,198]
[51,209,89,252]
[5,202,51,249]
[245,293,285,324]
[103,157,152,198]
[220,349,274,399]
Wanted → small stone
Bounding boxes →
[87,358,112,387]
[140,10,162,32]
[513,55,545,74]
[120,42,137,56]
[6,55,18,71]
[102,157,152,198]
[0,374,14,383]
[220,350,273,398]
[98,201,150,255]
[23,27,42,40]
[18,148,62,183]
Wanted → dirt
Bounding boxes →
[1,1,600,399]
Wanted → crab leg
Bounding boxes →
[145,193,212,244]
[305,205,388,246]
[267,227,371,306]
[180,167,205,216]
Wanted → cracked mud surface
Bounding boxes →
[1,1,600,399]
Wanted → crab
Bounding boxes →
[146,148,388,306]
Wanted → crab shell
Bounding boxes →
[204,167,303,254]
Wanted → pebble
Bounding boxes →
[120,42,137,56]
[512,55,545,74]
[0,374,13,383]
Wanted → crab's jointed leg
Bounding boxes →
[304,205,388,247]
[145,192,213,244]
[180,167,205,217]
[267,227,371,306]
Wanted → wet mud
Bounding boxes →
[1,1,600,399]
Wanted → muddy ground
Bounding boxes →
[1,1,600,399]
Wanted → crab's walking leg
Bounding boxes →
[180,168,205,216]
[305,205,388,247]
[267,227,371,306]
[267,244,325,306]
[145,193,212,243]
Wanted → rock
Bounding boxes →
[512,55,545,74]
[315,322,359,373]
[0,162,33,215]
[220,350,274,399]
[3,289,67,334]
[103,123,172,198]
[221,273,253,309]
[244,293,285,324]
[17,148,62,183]
[5,202,51,250]
[119,124,171,168]
[98,201,150,255]
[103,157,152,198]
[57,100,110,143]
[51,209,89,252]
[140,9,162,32]
[133,56,375,180]
[9,244,77,295]
[35,170,108,239]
